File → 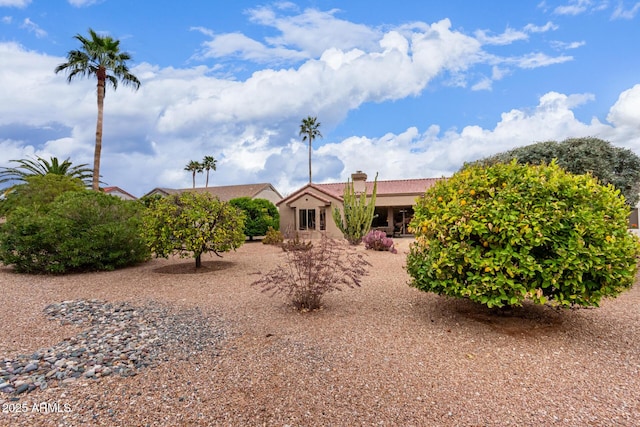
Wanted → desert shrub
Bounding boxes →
[281,232,313,252]
[252,235,371,310]
[262,226,284,246]
[363,229,397,254]
[406,160,640,308]
[0,191,149,273]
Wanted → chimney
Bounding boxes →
[351,170,367,194]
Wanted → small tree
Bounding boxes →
[252,235,370,310]
[406,160,640,309]
[229,197,279,241]
[142,192,245,268]
[332,173,378,244]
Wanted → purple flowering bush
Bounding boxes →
[363,230,397,254]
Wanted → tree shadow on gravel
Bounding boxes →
[434,296,567,337]
[153,260,235,275]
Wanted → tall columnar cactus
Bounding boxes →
[332,173,378,244]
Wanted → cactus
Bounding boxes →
[332,173,378,245]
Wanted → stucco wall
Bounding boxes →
[279,189,343,239]
[254,188,282,205]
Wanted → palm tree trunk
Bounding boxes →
[192,171,196,188]
[308,134,312,183]
[93,70,106,191]
[205,170,209,188]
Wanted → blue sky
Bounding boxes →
[1,0,639,197]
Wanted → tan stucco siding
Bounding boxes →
[278,184,430,240]
[279,190,343,239]
[254,188,282,205]
[376,194,422,206]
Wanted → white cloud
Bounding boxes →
[67,0,102,7]
[20,18,46,38]
[194,7,381,65]
[524,21,559,32]
[161,18,486,140]
[192,31,307,64]
[475,27,529,45]
[1,16,11,23]
[551,40,586,50]
[471,76,493,91]
[612,2,640,19]
[501,52,573,68]
[554,0,595,15]
[247,6,381,58]
[553,0,611,15]
[607,84,640,129]
[0,0,30,7]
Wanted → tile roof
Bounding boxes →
[143,183,282,202]
[279,177,443,205]
[315,178,441,199]
[102,186,137,200]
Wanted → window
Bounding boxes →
[299,209,316,230]
[319,208,326,231]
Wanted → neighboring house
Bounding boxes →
[103,186,137,201]
[142,183,283,205]
[277,171,442,239]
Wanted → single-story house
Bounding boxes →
[277,171,442,239]
[142,183,283,205]
[103,186,137,201]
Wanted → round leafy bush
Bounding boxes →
[229,197,279,240]
[406,161,640,308]
[0,191,149,273]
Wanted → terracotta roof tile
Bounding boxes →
[315,178,442,198]
[279,177,443,205]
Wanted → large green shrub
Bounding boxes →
[0,174,85,216]
[229,197,279,240]
[406,161,640,308]
[0,191,149,273]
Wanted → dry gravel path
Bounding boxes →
[0,238,639,426]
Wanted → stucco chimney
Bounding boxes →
[351,170,367,194]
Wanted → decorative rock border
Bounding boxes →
[0,299,226,398]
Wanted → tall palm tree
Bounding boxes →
[55,28,141,191]
[0,156,93,195]
[299,116,322,183]
[202,155,217,188]
[184,160,203,189]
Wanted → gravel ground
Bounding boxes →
[0,238,639,426]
